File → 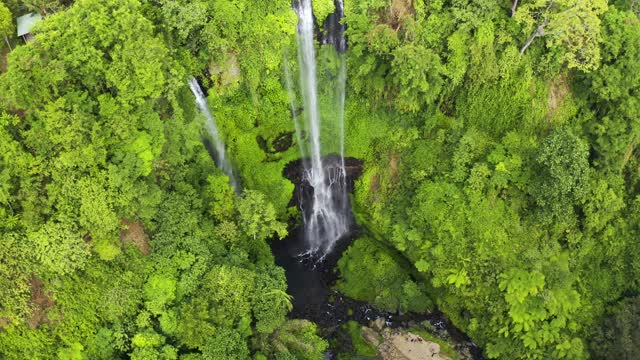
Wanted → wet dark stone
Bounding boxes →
[283,154,363,208]
[257,135,269,154]
[321,0,347,53]
[291,0,347,53]
[257,132,295,154]
[273,132,294,152]
[291,106,304,118]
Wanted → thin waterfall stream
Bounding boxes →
[188,77,239,192]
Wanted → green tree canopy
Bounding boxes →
[516,0,608,71]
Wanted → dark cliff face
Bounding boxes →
[283,154,363,208]
[293,0,347,53]
[321,0,347,53]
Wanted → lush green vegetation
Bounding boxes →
[336,237,432,313]
[343,321,379,358]
[407,324,460,360]
[1,0,639,359]
[590,297,640,359]
[344,0,640,359]
[0,0,323,358]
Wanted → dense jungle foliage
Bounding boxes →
[0,0,639,359]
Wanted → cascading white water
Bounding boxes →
[336,47,348,230]
[335,0,347,184]
[188,77,238,191]
[293,0,349,256]
[332,0,349,233]
[321,0,348,179]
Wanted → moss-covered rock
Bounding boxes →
[336,237,433,313]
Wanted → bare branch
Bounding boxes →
[520,19,549,54]
[3,35,11,51]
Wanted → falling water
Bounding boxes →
[284,57,308,165]
[328,0,349,246]
[293,0,349,256]
[334,0,348,180]
[320,0,348,176]
[188,77,238,191]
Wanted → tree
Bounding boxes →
[0,2,13,50]
[591,297,640,359]
[312,0,334,24]
[84,328,118,360]
[256,320,327,360]
[202,265,255,329]
[28,220,90,276]
[205,174,235,222]
[236,190,287,242]
[176,297,216,350]
[533,127,591,220]
[22,0,63,16]
[201,328,249,360]
[252,265,290,334]
[130,330,176,360]
[583,7,640,171]
[143,274,177,316]
[516,0,608,71]
[0,233,31,325]
[390,44,444,113]
[57,342,84,360]
[337,237,433,313]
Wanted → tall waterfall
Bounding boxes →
[188,77,238,191]
[330,0,348,180]
[293,0,349,256]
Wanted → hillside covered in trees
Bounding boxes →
[0,0,639,359]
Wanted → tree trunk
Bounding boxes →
[520,21,547,54]
[3,35,11,51]
[511,0,519,17]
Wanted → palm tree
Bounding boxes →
[264,289,293,312]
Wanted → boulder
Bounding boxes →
[372,316,386,331]
[361,326,381,347]
[379,331,452,360]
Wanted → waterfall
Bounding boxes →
[293,0,349,257]
[321,0,347,176]
[335,0,348,182]
[331,0,349,245]
[188,77,238,191]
